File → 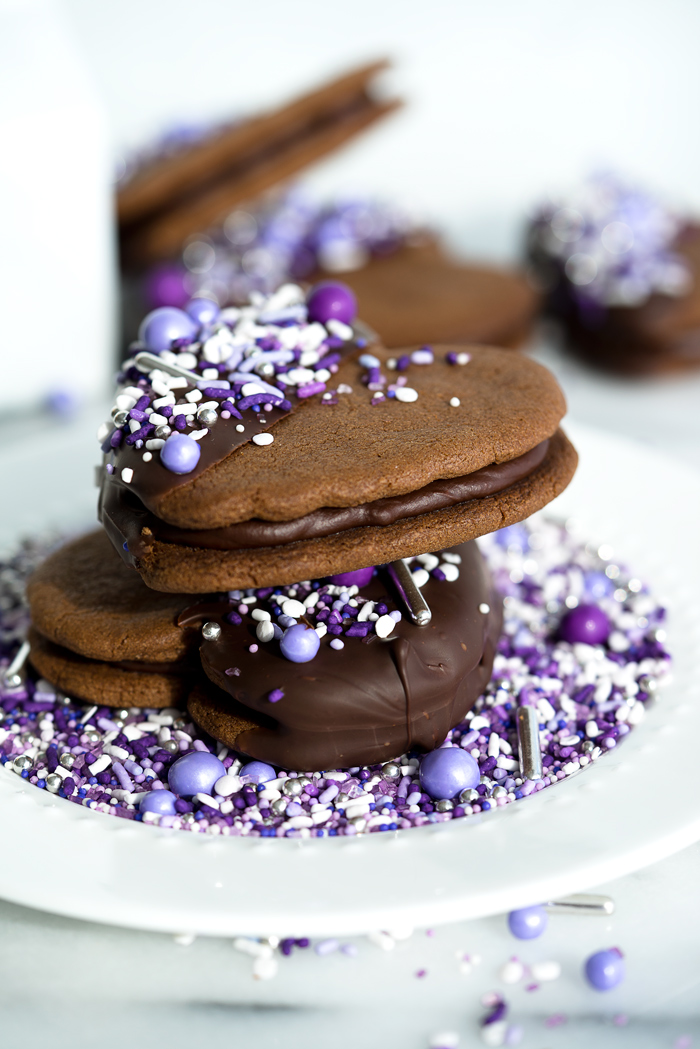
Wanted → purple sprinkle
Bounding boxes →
[110,429,123,448]
[296,382,327,399]
[125,422,155,445]
[224,667,241,677]
[269,688,284,703]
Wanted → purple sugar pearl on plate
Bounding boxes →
[138,306,198,352]
[508,904,548,940]
[144,263,189,309]
[585,948,625,990]
[328,566,375,587]
[306,281,357,325]
[185,297,220,326]
[139,789,178,816]
[168,752,226,798]
[160,432,201,474]
[419,747,480,800]
[560,603,611,645]
[239,760,276,784]
[280,623,320,663]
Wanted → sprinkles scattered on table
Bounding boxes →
[0,518,669,836]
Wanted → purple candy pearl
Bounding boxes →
[419,747,480,800]
[185,297,220,326]
[168,752,226,798]
[329,566,374,587]
[160,432,201,474]
[138,306,198,353]
[508,904,548,940]
[560,603,611,645]
[239,760,276,784]
[280,623,320,663]
[585,948,625,991]
[139,789,178,816]
[144,263,190,309]
[306,281,357,326]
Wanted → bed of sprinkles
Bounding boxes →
[0,518,669,836]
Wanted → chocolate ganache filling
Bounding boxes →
[191,541,502,770]
[101,439,549,556]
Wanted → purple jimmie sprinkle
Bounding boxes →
[296,382,326,399]
[269,689,284,703]
[125,423,155,445]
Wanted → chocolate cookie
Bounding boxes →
[98,286,575,592]
[118,60,401,268]
[26,530,203,706]
[328,241,539,350]
[186,541,502,770]
[527,174,700,374]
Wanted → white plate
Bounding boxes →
[0,419,698,937]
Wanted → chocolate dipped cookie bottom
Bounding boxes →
[186,541,502,771]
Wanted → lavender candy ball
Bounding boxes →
[560,603,611,645]
[239,760,277,784]
[160,432,201,474]
[306,281,357,326]
[185,297,220,326]
[507,904,548,940]
[419,747,480,800]
[138,306,198,352]
[584,948,625,991]
[280,623,320,663]
[329,566,374,587]
[168,752,226,798]
[139,789,178,816]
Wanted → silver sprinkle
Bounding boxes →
[13,755,32,773]
[254,361,276,379]
[386,559,432,626]
[516,705,543,781]
[113,409,129,427]
[581,740,595,754]
[134,351,201,384]
[45,773,62,793]
[545,893,615,916]
[59,753,75,770]
[202,621,222,641]
[382,762,401,779]
[3,639,30,683]
[197,408,218,427]
[282,778,303,797]
[491,785,508,799]
[435,798,453,812]
[459,788,480,804]
[271,798,288,816]
[163,739,180,755]
[115,708,130,722]
[154,425,172,439]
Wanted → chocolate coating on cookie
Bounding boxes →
[189,541,502,771]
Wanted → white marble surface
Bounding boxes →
[0,338,699,1043]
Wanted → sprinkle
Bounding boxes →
[479,603,490,614]
[269,689,284,703]
[252,433,274,447]
[142,452,152,462]
[236,424,245,432]
[394,387,418,403]
[449,397,461,407]
[359,353,381,369]
[121,468,133,484]
[411,348,434,365]
[329,638,344,650]
[337,384,353,394]
[374,614,396,639]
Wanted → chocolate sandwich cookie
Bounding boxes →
[528,173,700,375]
[98,285,576,592]
[118,60,401,268]
[26,530,202,706]
[323,240,539,350]
[186,541,502,771]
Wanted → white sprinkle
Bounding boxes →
[148,413,167,426]
[470,715,490,731]
[185,389,202,403]
[166,376,188,390]
[530,960,561,982]
[449,397,461,407]
[394,386,418,403]
[171,403,198,417]
[375,614,396,639]
[499,959,524,984]
[441,563,460,582]
[585,720,601,738]
[327,318,354,340]
[241,382,267,397]
[236,424,245,432]
[189,428,208,441]
[314,368,331,383]
[142,452,152,462]
[97,422,110,441]
[195,792,219,809]
[202,367,218,379]
[412,568,430,588]
[455,352,471,365]
[177,352,198,369]
[251,609,271,622]
[153,394,175,408]
[488,733,501,758]
[337,383,353,394]
[411,348,434,365]
[146,438,165,450]
[329,638,344,651]
[88,754,111,776]
[281,598,305,619]
[256,621,275,643]
[417,553,439,571]
[479,602,490,614]
[252,433,274,446]
[359,353,381,369]
[121,468,133,484]
[128,418,141,433]
[315,623,328,639]
[442,552,462,564]
[115,394,136,411]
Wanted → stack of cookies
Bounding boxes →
[28,280,576,771]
